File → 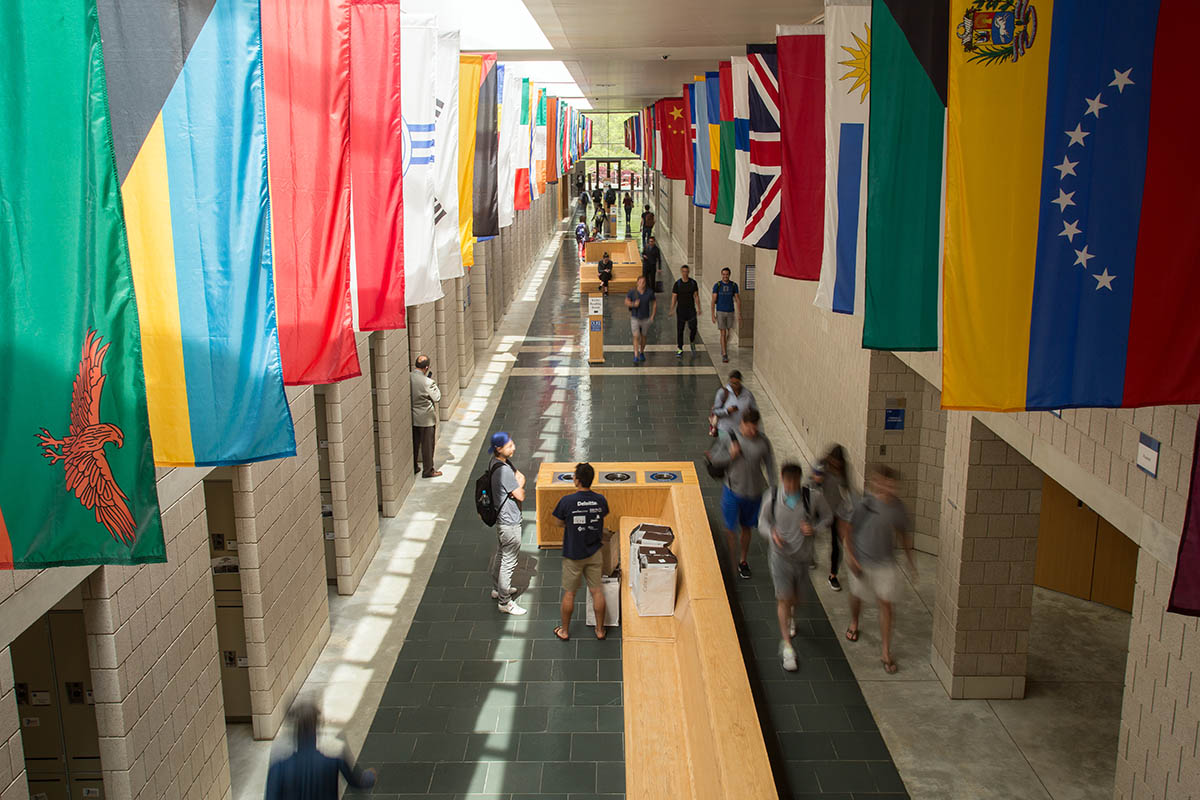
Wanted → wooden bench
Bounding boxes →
[584,240,639,262]
[580,263,642,294]
[534,463,775,799]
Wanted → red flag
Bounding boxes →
[775,28,824,280]
[682,85,695,196]
[1170,418,1200,617]
[349,0,405,330]
[262,0,360,383]
[657,98,687,181]
[546,97,559,184]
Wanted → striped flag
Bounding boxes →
[458,53,482,268]
[497,65,520,227]
[715,61,736,225]
[728,55,752,243]
[775,24,825,279]
[693,74,713,208]
[433,29,464,280]
[706,70,721,215]
[742,44,781,248]
[400,14,443,306]
[514,78,533,211]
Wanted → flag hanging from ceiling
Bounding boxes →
[944,0,1200,411]
[514,78,533,211]
[863,0,947,351]
[105,0,297,464]
[743,44,781,248]
[497,65,520,228]
[400,14,443,306]
[658,98,688,180]
[473,55,500,238]
[349,0,406,331]
[260,0,359,384]
[815,3,870,311]
[775,25,825,278]
[534,88,548,196]
[547,97,560,184]
[706,71,722,215]
[683,83,696,196]
[458,53,483,268]
[1169,419,1200,617]
[1,0,165,567]
[715,61,736,225]
[693,75,713,208]
[433,30,464,281]
[728,55,752,242]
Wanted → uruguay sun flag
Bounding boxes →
[945,0,1200,411]
[102,0,296,466]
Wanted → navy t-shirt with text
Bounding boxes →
[713,280,739,312]
[627,287,655,319]
[552,490,610,560]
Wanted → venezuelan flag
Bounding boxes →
[944,0,1200,411]
[101,0,296,465]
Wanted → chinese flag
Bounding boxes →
[658,97,688,181]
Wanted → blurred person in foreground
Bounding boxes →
[265,701,375,798]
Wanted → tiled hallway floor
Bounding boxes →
[349,218,907,799]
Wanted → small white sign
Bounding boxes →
[1137,434,1160,478]
[588,296,603,315]
[237,657,250,668]
[22,716,40,728]
[30,691,50,706]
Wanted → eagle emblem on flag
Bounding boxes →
[35,330,136,544]
[958,0,1038,65]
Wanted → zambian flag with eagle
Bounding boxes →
[0,0,165,568]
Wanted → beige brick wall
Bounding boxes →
[406,302,437,384]
[434,279,462,420]
[83,481,230,799]
[232,386,329,740]
[322,334,380,594]
[470,243,494,346]
[371,330,415,518]
[456,275,474,388]
[1,647,27,800]
[867,351,947,555]
[752,248,872,486]
[697,204,740,288]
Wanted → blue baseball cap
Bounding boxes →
[490,432,512,453]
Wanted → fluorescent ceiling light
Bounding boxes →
[401,0,552,50]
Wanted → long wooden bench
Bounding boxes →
[584,240,639,262]
[580,263,642,294]
[534,463,775,799]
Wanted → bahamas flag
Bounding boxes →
[1,0,165,567]
[945,0,1200,411]
[863,0,947,351]
[101,0,296,465]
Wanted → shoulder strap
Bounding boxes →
[802,485,811,515]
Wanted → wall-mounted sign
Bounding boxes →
[744,265,756,290]
[884,408,906,430]
[589,319,603,332]
[1137,433,1160,478]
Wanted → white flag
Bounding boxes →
[813,0,870,314]
[496,65,520,228]
[433,29,463,279]
[728,55,751,245]
[401,13,444,306]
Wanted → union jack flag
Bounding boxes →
[743,44,780,249]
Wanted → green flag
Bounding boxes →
[0,0,165,568]
[863,0,948,351]
[715,60,737,225]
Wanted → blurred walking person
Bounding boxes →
[265,701,376,798]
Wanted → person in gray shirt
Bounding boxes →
[487,432,528,616]
[710,370,757,436]
[759,462,832,672]
[840,464,916,673]
[708,408,776,579]
[410,355,443,478]
[815,444,852,591]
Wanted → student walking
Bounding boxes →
[640,205,655,251]
[841,464,916,673]
[485,432,528,616]
[670,264,700,356]
[410,355,442,478]
[622,192,634,236]
[817,444,852,591]
[641,236,662,289]
[625,275,656,365]
[710,267,741,363]
[597,251,614,295]
[710,369,758,436]
[575,216,589,259]
[707,408,776,579]
[550,462,611,641]
[604,183,617,212]
[759,463,832,671]
[265,701,376,798]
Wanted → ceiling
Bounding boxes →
[502,0,824,111]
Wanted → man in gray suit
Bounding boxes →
[411,355,442,478]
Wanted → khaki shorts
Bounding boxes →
[562,550,603,591]
[630,317,651,336]
[848,562,899,604]
[716,310,735,330]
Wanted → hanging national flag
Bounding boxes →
[433,30,464,280]
[349,0,407,331]
[497,65,520,227]
[473,55,500,238]
[261,0,359,384]
[706,71,722,215]
[715,62,737,225]
[534,89,548,196]
[743,44,781,248]
[863,0,947,351]
[1,0,165,567]
[944,0,1200,411]
[775,25,825,278]
[106,0,298,464]
[683,83,696,196]
[401,14,444,306]
[815,4,870,311]
[658,98,688,180]
[458,53,483,268]
[1170,419,1200,617]
[728,55,753,242]
[547,97,560,184]
[514,78,533,211]
[693,75,713,208]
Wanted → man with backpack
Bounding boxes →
[707,408,776,579]
[479,432,527,615]
[759,462,833,672]
[640,205,655,251]
[549,462,611,641]
[622,192,634,236]
[709,369,758,436]
[575,216,589,259]
[604,183,617,212]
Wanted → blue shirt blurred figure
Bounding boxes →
[265,701,376,799]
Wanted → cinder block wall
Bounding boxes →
[83,481,230,799]
[406,302,437,386]
[232,386,329,740]
[434,279,461,420]
[471,244,494,347]
[456,275,474,387]
[323,334,380,594]
[1,648,26,799]
[372,330,415,517]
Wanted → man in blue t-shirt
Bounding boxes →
[550,462,611,641]
[625,275,656,364]
[710,267,742,363]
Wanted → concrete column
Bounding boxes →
[470,241,494,349]
[456,275,473,387]
[496,229,510,326]
[433,280,461,420]
[932,414,1042,700]
[0,648,26,799]
[321,334,380,594]
[737,244,755,344]
[370,330,414,518]
[692,204,705,280]
[232,385,329,739]
[85,481,232,796]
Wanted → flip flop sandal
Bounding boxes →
[881,659,899,674]
[845,628,860,642]
[595,627,607,640]
[554,626,570,641]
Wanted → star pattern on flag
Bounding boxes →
[1050,68,1134,292]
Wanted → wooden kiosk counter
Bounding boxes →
[580,240,642,294]
[534,462,775,799]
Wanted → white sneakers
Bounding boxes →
[498,600,527,616]
[788,619,797,639]
[781,642,799,672]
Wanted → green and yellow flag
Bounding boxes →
[0,0,165,568]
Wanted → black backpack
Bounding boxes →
[475,460,511,526]
[704,432,736,479]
